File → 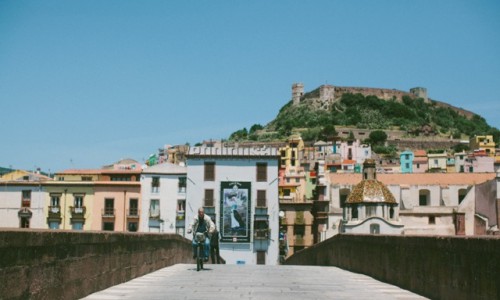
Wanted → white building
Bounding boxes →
[328,170,498,236]
[186,146,280,265]
[140,162,187,235]
[0,180,48,229]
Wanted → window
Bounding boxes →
[204,189,214,207]
[50,194,60,207]
[103,222,114,231]
[21,190,31,207]
[417,163,420,169]
[256,163,267,182]
[178,176,186,193]
[104,198,114,216]
[366,206,376,217]
[419,190,430,206]
[20,217,30,228]
[257,190,266,207]
[74,195,84,210]
[129,198,138,216]
[458,189,467,204]
[204,162,215,181]
[151,176,160,193]
[283,189,291,197]
[389,207,394,219]
[294,224,305,237]
[48,221,60,229]
[340,189,350,208]
[434,159,438,165]
[370,224,380,234]
[352,205,358,219]
[128,222,138,232]
[81,176,92,181]
[405,163,410,169]
[429,216,436,224]
[72,221,83,230]
[111,176,131,181]
[405,154,410,160]
[150,199,160,218]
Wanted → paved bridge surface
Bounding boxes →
[82,264,427,300]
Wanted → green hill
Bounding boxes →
[229,91,500,147]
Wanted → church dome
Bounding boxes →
[346,158,396,204]
[346,179,396,204]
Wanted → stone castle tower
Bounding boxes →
[292,82,304,105]
[409,87,429,103]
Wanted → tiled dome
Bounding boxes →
[346,179,396,204]
[346,159,396,204]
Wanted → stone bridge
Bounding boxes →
[1,230,498,299]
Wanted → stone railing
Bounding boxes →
[284,234,500,300]
[0,229,192,300]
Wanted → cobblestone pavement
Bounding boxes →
[82,264,428,300]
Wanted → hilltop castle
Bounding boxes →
[291,82,429,110]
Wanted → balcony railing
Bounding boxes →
[254,228,270,239]
[176,210,185,220]
[102,208,115,217]
[70,206,86,216]
[49,206,60,214]
[127,208,140,217]
[149,209,160,218]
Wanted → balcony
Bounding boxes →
[48,206,61,220]
[127,208,140,218]
[102,208,115,217]
[176,210,185,220]
[70,206,86,215]
[149,209,160,219]
[254,228,270,240]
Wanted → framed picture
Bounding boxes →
[220,181,251,242]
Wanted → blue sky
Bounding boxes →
[1,1,499,172]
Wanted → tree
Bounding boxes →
[249,124,263,134]
[368,130,387,146]
[319,124,337,141]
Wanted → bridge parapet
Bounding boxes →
[284,234,500,300]
[0,229,192,299]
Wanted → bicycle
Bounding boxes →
[194,232,206,271]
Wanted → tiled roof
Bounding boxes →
[414,150,427,157]
[329,172,496,186]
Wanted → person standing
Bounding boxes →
[210,219,221,264]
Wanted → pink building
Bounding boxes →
[413,150,428,173]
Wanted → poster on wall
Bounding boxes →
[220,181,251,242]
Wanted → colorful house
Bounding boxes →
[400,150,414,173]
[469,135,496,157]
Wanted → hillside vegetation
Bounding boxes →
[229,93,500,145]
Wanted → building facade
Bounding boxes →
[140,162,187,234]
[186,146,280,265]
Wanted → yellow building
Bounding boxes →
[46,167,141,231]
[469,135,495,157]
[278,135,304,168]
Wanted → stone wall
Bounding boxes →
[285,234,500,300]
[0,229,192,300]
